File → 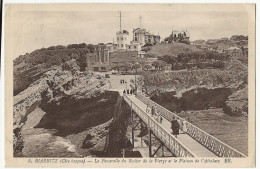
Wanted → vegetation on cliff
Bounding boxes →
[14,43,94,95]
[141,43,202,57]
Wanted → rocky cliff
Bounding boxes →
[13,59,132,157]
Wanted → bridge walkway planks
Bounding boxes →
[127,95,217,157]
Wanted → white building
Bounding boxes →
[126,42,141,51]
[132,28,160,46]
[116,30,129,51]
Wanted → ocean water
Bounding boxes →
[20,107,81,157]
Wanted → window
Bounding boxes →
[117,44,119,47]
[135,37,137,41]
[121,44,123,47]
[134,46,137,49]
[129,46,131,49]
[121,37,123,40]
[117,37,119,41]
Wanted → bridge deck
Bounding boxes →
[127,95,217,157]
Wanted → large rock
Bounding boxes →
[224,86,248,116]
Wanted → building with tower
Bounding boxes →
[116,30,129,51]
[84,12,163,72]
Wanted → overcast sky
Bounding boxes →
[5,4,249,59]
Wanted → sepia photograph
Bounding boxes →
[3,2,255,168]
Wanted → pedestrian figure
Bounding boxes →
[154,114,159,123]
[127,89,129,94]
[171,117,180,138]
[146,104,151,114]
[181,120,187,134]
[159,114,163,124]
[130,89,133,95]
[122,79,125,84]
[123,89,126,94]
[154,104,157,115]
[151,106,154,117]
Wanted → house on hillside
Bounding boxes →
[164,30,190,44]
[226,47,243,57]
[242,46,248,57]
[132,28,160,46]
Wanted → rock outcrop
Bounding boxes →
[224,86,248,116]
[13,59,115,156]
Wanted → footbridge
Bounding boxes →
[123,92,246,158]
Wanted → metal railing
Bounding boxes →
[135,92,246,157]
[123,94,196,157]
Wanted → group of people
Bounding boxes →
[123,88,134,95]
[146,103,187,138]
[120,79,127,84]
[146,104,163,124]
[171,116,188,138]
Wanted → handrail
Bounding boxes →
[135,92,246,157]
[123,94,196,157]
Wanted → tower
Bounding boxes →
[116,11,129,51]
[139,15,142,29]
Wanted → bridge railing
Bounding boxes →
[123,94,196,157]
[135,92,246,157]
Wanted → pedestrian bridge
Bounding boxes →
[123,92,246,158]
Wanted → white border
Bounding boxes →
[0,0,258,169]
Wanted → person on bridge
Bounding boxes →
[146,104,151,114]
[151,106,154,117]
[154,114,159,123]
[153,104,157,116]
[159,114,163,124]
[171,117,180,138]
[123,89,126,94]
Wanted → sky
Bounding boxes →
[4,4,249,59]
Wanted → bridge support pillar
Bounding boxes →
[162,145,164,157]
[131,109,134,148]
[149,129,152,157]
